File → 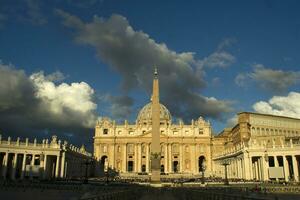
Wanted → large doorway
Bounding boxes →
[161,165,165,173]
[198,156,205,172]
[141,164,146,172]
[128,161,134,172]
[173,161,179,173]
[100,156,108,173]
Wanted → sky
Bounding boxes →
[0,0,300,150]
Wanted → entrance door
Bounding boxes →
[173,161,178,173]
[161,165,165,173]
[128,161,134,172]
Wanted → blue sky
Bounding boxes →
[0,0,300,148]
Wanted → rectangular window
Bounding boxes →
[103,129,108,135]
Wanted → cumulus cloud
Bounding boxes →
[56,10,234,121]
[235,64,300,93]
[253,92,300,119]
[0,62,97,142]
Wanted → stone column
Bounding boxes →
[111,144,115,169]
[122,144,127,172]
[137,143,142,173]
[240,158,244,178]
[134,144,138,172]
[55,154,60,178]
[243,154,252,180]
[274,156,279,167]
[283,156,289,182]
[60,152,65,178]
[255,161,259,180]
[43,155,48,179]
[30,154,35,179]
[235,159,238,178]
[240,158,244,179]
[2,152,8,179]
[179,144,183,172]
[145,144,149,172]
[11,153,17,180]
[168,144,172,173]
[262,156,269,181]
[292,155,299,182]
[164,144,168,173]
[21,154,27,179]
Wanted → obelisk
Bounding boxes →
[151,67,161,183]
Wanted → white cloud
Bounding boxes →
[0,63,98,139]
[30,71,97,127]
[253,92,300,119]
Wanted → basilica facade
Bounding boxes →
[94,103,212,177]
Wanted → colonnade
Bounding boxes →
[0,151,61,180]
[104,143,208,175]
[215,154,300,182]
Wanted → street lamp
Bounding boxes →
[201,160,206,184]
[221,160,230,185]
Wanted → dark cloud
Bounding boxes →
[0,63,97,149]
[56,10,235,121]
[100,94,134,120]
[236,64,300,93]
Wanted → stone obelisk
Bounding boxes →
[151,67,161,183]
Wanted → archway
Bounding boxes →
[198,156,206,172]
[100,155,108,173]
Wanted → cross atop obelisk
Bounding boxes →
[151,66,161,183]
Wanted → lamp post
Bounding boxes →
[222,160,230,185]
[201,161,206,184]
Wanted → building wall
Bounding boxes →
[94,112,300,182]
[213,112,300,182]
[94,117,212,176]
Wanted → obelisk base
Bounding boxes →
[151,170,161,183]
[150,157,161,183]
